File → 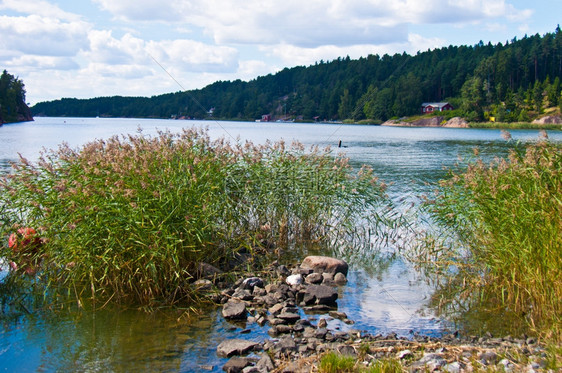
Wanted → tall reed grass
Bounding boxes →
[0,128,396,306]
[424,135,562,339]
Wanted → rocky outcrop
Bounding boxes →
[382,116,445,127]
[443,117,469,128]
[410,116,444,127]
[532,115,562,124]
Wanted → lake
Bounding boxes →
[1,117,560,372]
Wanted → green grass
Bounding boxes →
[468,122,562,130]
[0,128,398,307]
[319,352,357,373]
[319,352,403,373]
[424,136,562,340]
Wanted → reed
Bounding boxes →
[0,128,395,306]
[424,136,562,339]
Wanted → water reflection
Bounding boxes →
[2,118,561,371]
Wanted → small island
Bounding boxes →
[0,70,33,125]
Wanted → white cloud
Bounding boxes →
[146,39,239,73]
[0,15,90,57]
[92,0,187,21]
[0,0,81,21]
[5,55,79,71]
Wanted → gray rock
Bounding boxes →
[256,353,275,372]
[276,336,297,353]
[334,272,347,285]
[443,361,461,373]
[328,311,347,320]
[276,265,290,276]
[222,300,248,320]
[499,358,514,372]
[337,345,356,356]
[314,328,328,339]
[302,284,338,306]
[223,357,253,373]
[281,362,299,373]
[417,353,446,370]
[242,277,264,290]
[479,350,498,365]
[301,256,348,275]
[197,262,223,278]
[217,339,261,358]
[268,303,284,315]
[285,274,302,286]
[193,279,213,290]
[396,349,413,359]
[232,288,253,301]
[276,325,293,334]
[304,272,323,284]
[277,312,300,323]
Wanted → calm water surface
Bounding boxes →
[1,117,560,372]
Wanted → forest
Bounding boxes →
[32,27,562,123]
[0,70,33,124]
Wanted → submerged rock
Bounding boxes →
[222,357,253,372]
[222,300,248,320]
[217,339,262,358]
[301,284,338,306]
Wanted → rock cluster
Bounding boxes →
[209,256,549,373]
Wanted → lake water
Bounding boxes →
[1,117,560,372]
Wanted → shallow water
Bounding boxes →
[1,117,560,372]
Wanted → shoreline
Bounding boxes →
[204,257,555,372]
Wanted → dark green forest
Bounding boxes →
[0,70,33,124]
[32,27,562,123]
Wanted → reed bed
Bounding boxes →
[0,128,396,306]
[424,135,562,339]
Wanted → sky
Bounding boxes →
[1,0,561,105]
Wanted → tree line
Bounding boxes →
[0,70,32,124]
[32,27,562,122]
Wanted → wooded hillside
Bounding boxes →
[0,70,33,124]
[32,27,562,123]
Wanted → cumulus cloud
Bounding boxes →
[0,15,90,57]
[92,0,187,21]
[146,39,239,73]
[0,0,81,21]
[90,0,532,48]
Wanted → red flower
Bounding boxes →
[8,233,17,249]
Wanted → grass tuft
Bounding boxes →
[423,137,562,340]
[0,128,397,307]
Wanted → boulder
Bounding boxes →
[217,339,261,358]
[444,117,469,128]
[222,300,248,320]
[285,274,303,286]
[256,353,275,372]
[304,272,323,284]
[242,277,264,290]
[532,115,562,124]
[301,284,338,306]
[411,116,444,127]
[334,272,347,285]
[301,256,348,276]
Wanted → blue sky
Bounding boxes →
[1,0,560,105]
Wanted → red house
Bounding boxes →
[421,102,453,114]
